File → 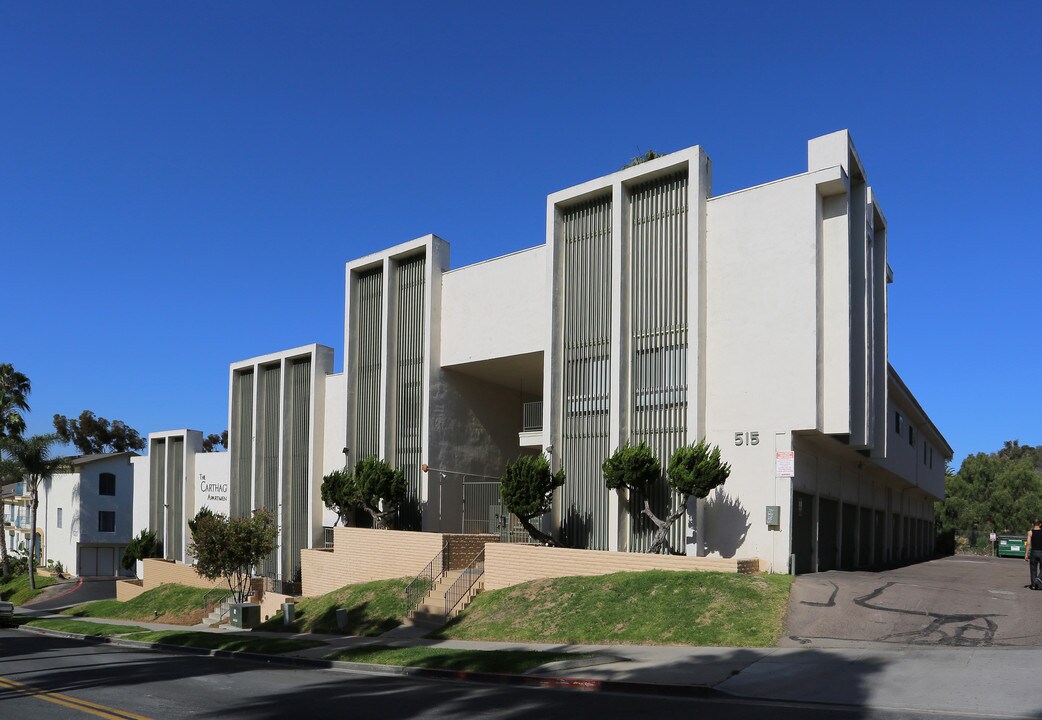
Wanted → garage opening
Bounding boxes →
[818,498,839,571]
[79,546,119,577]
[792,491,815,574]
[841,503,857,570]
[858,506,873,567]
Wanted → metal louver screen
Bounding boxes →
[149,439,166,552]
[168,436,184,560]
[256,363,281,577]
[628,171,689,553]
[231,369,255,519]
[283,356,311,581]
[354,268,383,461]
[394,255,426,530]
[560,196,612,550]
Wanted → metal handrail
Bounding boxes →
[444,548,484,619]
[404,543,448,614]
[202,587,233,624]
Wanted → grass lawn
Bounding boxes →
[431,570,793,647]
[120,630,326,655]
[325,645,587,674]
[257,577,410,636]
[22,618,151,636]
[0,572,56,605]
[63,584,229,625]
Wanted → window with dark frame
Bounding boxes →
[99,473,116,496]
[98,511,115,533]
[895,411,904,435]
[908,425,916,447]
[57,507,63,529]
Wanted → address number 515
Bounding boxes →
[735,431,759,446]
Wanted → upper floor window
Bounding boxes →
[98,511,115,533]
[908,425,916,447]
[99,473,116,496]
[57,507,63,529]
[894,412,904,436]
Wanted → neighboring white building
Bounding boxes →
[135,129,951,577]
[36,452,138,577]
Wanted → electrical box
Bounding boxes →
[766,505,781,526]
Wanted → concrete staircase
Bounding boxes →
[201,598,231,627]
[406,569,483,628]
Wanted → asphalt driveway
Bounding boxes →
[22,577,118,611]
[783,554,1042,647]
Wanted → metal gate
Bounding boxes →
[462,481,537,544]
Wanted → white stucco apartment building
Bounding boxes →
[133,129,951,579]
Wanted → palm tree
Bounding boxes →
[1,434,66,589]
[0,363,31,578]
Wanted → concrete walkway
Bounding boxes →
[15,605,1042,717]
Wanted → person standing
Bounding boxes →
[1026,519,1042,589]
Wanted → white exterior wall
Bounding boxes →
[194,451,231,517]
[40,472,78,574]
[130,455,149,540]
[321,371,347,527]
[440,246,547,365]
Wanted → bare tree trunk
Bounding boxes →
[518,515,559,547]
[367,507,397,530]
[642,498,688,555]
[28,490,38,590]
[0,514,10,577]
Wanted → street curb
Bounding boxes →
[17,624,728,699]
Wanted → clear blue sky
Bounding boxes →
[3,2,1039,468]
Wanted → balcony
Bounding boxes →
[519,400,544,447]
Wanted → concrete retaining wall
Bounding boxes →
[483,544,760,590]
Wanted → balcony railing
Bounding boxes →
[522,401,543,432]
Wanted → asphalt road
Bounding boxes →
[783,554,1042,647]
[0,630,999,720]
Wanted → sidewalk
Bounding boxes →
[15,606,1042,717]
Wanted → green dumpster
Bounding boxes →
[997,535,1027,558]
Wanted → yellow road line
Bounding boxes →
[0,675,153,720]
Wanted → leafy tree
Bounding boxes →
[0,363,31,577]
[121,528,163,571]
[604,439,731,554]
[188,508,277,604]
[351,457,406,529]
[52,410,145,455]
[0,434,68,589]
[500,454,565,546]
[201,430,229,453]
[320,467,353,527]
[937,442,1042,544]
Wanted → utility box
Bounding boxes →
[282,602,296,627]
[229,603,261,629]
[766,506,781,526]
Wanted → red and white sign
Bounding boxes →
[776,451,795,477]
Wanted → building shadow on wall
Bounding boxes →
[561,506,593,549]
[702,488,751,558]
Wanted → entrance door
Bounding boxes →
[818,498,839,571]
[791,492,815,574]
[874,510,885,563]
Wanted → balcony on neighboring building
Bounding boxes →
[519,400,544,447]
